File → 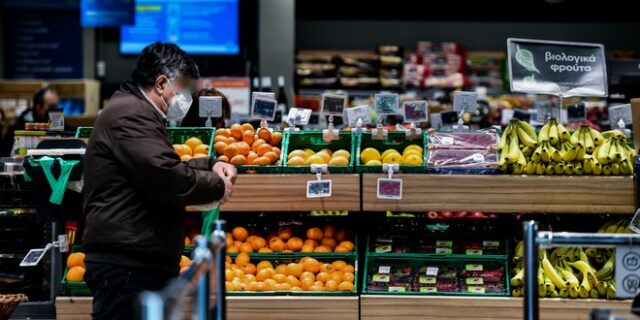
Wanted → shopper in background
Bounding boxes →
[82,42,237,320]
[180,88,231,127]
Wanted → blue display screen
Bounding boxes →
[81,0,135,27]
[120,0,239,55]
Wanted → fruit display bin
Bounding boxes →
[227,254,358,296]
[60,266,91,297]
[75,127,216,157]
[226,130,285,174]
[282,130,355,174]
[355,131,427,173]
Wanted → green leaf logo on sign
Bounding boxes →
[515,45,540,74]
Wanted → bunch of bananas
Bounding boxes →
[498,117,635,175]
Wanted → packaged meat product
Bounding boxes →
[427,149,497,169]
[428,130,498,150]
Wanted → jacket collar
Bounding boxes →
[120,81,168,125]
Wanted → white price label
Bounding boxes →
[453,91,478,113]
[616,246,640,298]
[346,105,372,127]
[287,108,312,125]
[483,241,500,247]
[472,154,485,162]
[375,93,400,115]
[378,266,391,274]
[535,102,561,122]
[306,180,332,198]
[403,100,428,123]
[609,104,632,128]
[436,241,453,248]
[500,109,514,126]
[377,178,403,200]
[199,96,223,118]
[468,286,486,294]
[20,248,48,267]
[426,267,439,276]
[441,137,454,145]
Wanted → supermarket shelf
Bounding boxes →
[362,174,635,214]
[360,295,632,320]
[56,296,359,320]
[192,174,360,212]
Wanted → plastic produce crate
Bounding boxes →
[282,130,355,174]
[60,266,91,296]
[355,131,427,173]
[219,130,284,174]
[366,234,507,259]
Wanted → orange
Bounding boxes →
[282,250,293,253]
[303,239,319,248]
[236,142,250,156]
[275,264,289,275]
[314,281,325,287]
[306,228,323,241]
[241,123,255,132]
[272,274,287,284]
[334,246,349,253]
[277,227,293,241]
[342,265,355,274]
[301,245,314,253]
[263,279,277,291]
[247,151,258,165]
[242,130,255,145]
[247,281,260,291]
[180,255,192,269]
[316,272,330,283]
[290,286,302,292]
[217,155,229,163]
[335,230,349,242]
[324,280,338,292]
[256,261,273,271]
[323,225,336,238]
[235,252,250,266]
[331,260,347,271]
[342,272,355,283]
[224,143,240,159]
[239,243,253,253]
[173,144,192,157]
[227,137,237,143]
[286,237,303,252]
[226,233,234,244]
[286,275,301,287]
[286,263,304,277]
[214,135,228,144]
[241,263,256,275]
[309,285,324,292]
[66,266,86,282]
[214,141,228,155]
[251,139,266,152]
[230,155,247,165]
[257,143,273,157]
[272,147,281,156]
[230,124,243,140]
[225,256,232,264]
[225,269,235,281]
[241,274,257,284]
[319,263,334,274]
[270,132,283,146]
[246,235,257,245]
[300,271,315,281]
[233,269,245,278]
[234,241,243,248]
[67,252,85,268]
[269,238,286,252]
[256,268,275,281]
[258,247,273,253]
[263,151,279,164]
[216,128,231,137]
[338,241,354,252]
[232,227,249,242]
[180,154,192,161]
[193,144,209,155]
[330,272,343,283]
[193,153,208,159]
[252,157,271,166]
[275,283,291,291]
[313,246,331,253]
[226,246,239,253]
[257,128,271,142]
[321,238,337,250]
[300,278,315,290]
[185,137,204,151]
[338,281,354,291]
[252,237,266,251]
[303,258,321,273]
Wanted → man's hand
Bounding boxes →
[213,162,237,203]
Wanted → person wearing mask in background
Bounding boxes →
[180,88,231,128]
[82,42,237,320]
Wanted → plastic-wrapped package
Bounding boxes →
[428,131,498,150]
[427,149,497,169]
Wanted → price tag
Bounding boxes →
[419,276,437,284]
[287,108,312,125]
[322,94,347,115]
[403,100,428,123]
[567,103,586,121]
[535,101,561,122]
[388,286,407,293]
[436,241,453,248]
[609,104,632,127]
[372,274,390,282]
[20,248,48,267]
[468,286,486,294]
[465,278,484,285]
[378,266,391,274]
[199,96,223,118]
[441,137,454,145]
[377,178,403,200]
[436,247,452,254]
[483,241,500,247]
[426,267,439,276]
[615,242,640,298]
[466,249,483,255]
[471,153,485,162]
[375,244,392,253]
[306,180,332,198]
[430,113,443,129]
[453,92,478,113]
[346,105,372,127]
[58,235,69,253]
[251,97,278,121]
[466,264,483,271]
[48,108,64,131]
[500,109,514,126]
[375,93,400,115]
[420,287,438,293]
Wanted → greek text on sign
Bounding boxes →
[199,96,222,118]
[615,246,640,298]
[507,38,607,97]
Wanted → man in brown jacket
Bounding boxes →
[82,42,237,320]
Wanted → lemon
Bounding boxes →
[319,148,333,156]
[403,154,423,166]
[304,148,315,157]
[381,149,401,159]
[403,149,422,158]
[288,150,309,160]
[382,153,404,164]
[306,155,326,165]
[315,151,332,164]
[332,149,351,160]
[329,156,349,166]
[404,144,423,154]
[365,160,382,166]
[287,156,306,166]
[360,147,381,163]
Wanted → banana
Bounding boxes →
[559,288,569,298]
[521,145,534,157]
[498,125,510,150]
[583,158,594,174]
[563,163,574,175]
[544,273,555,291]
[554,162,564,175]
[551,149,562,162]
[517,127,538,148]
[512,163,524,174]
[561,144,577,162]
[583,127,594,153]
[557,121,571,142]
[589,127,604,146]
[573,162,583,175]
[498,141,509,172]
[567,261,598,287]
[511,268,525,287]
[595,254,614,280]
[602,130,624,139]
[549,120,559,146]
[513,241,524,262]
[536,162,546,175]
[607,281,616,299]
[603,165,612,176]
[507,133,520,164]
[596,281,608,298]
[545,163,555,175]
[541,142,551,163]
[569,286,580,298]
[538,121,550,143]
[611,163,621,175]
[558,267,580,288]
[575,144,586,161]
[542,251,567,289]
[590,288,599,299]
[593,163,603,175]
[570,127,581,145]
[625,143,637,157]
[596,140,612,164]
[621,158,632,175]
[517,119,537,140]
[524,161,536,175]
[512,288,522,297]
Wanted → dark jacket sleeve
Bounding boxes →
[110,112,225,207]
[186,157,217,171]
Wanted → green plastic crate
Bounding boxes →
[282,130,355,174]
[221,130,284,174]
[227,254,358,296]
[364,234,508,260]
[75,127,93,139]
[355,131,427,173]
[227,235,359,261]
[61,266,92,296]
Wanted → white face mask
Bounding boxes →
[161,80,193,125]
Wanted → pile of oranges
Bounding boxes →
[214,123,283,166]
[226,225,354,254]
[173,137,210,161]
[225,253,355,292]
[65,252,86,282]
[179,255,192,274]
